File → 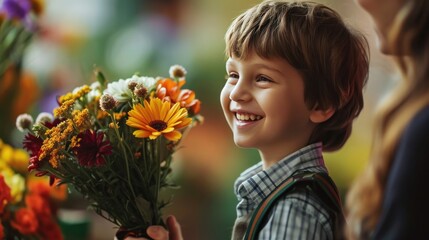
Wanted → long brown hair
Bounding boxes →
[346,0,429,238]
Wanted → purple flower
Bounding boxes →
[0,0,32,20]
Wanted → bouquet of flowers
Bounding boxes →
[0,139,67,239]
[16,65,203,239]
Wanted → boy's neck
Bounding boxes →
[259,143,311,170]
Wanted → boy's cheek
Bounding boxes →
[220,87,231,109]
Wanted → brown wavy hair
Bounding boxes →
[346,0,429,238]
[225,1,369,151]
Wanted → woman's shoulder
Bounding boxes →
[392,104,429,174]
[409,105,429,127]
[401,105,429,145]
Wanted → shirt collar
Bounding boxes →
[234,142,327,210]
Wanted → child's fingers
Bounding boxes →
[166,216,183,240]
[123,215,183,240]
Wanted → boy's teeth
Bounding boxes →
[236,113,262,121]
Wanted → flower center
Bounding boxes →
[149,120,168,131]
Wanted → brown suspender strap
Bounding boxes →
[243,172,344,240]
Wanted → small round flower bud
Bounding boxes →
[134,84,148,98]
[16,113,34,132]
[99,94,117,111]
[169,65,187,79]
[35,112,54,125]
[128,80,138,91]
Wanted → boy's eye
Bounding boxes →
[228,73,239,79]
[256,75,272,82]
[225,72,239,84]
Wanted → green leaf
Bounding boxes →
[95,68,107,89]
[135,196,153,223]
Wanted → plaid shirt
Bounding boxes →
[232,143,334,240]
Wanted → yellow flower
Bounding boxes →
[126,98,192,141]
[0,140,28,174]
[72,108,90,131]
[1,171,25,203]
[0,163,13,178]
[8,149,29,174]
[40,120,73,168]
[0,142,13,165]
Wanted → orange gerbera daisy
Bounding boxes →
[126,98,192,141]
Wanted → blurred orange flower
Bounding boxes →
[27,178,68,201]
[0,66,39,121]
[30,0,45,16]
[10,208,39,235]
[25,194,52,222]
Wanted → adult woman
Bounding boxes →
[346,0,429,239]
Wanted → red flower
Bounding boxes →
[0,175,12,214]
[25,194,52,222]
[23,118,63,158]
[10,208,39,235]
[39,219,64,240]
[27,148,57,186]
[24,123,61,185]
[73,130,113,167]
[23,133,43,157]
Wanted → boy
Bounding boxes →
[221,1,368,239]
[130,1,368,239]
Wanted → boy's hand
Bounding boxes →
[125,216,183,240]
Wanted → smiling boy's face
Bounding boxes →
[220,50,318,166]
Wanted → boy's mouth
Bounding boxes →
[235,112,263,121]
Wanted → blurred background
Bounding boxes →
[1,0,399,239]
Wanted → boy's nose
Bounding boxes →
[229,80,251,102]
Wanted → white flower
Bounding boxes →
[128,75,156,90]
[16,113,34,132]
[35,112,54,125]
[103,79,133,103]
[87,82,102,102]
[169,65,187,79]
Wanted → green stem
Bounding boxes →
[153,137,162,225]
[109,112,146,220]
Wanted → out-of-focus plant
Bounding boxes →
[0,0,44,143]
[0,138,67,239]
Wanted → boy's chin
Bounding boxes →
[233,139,256,149]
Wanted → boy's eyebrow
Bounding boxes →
[256,64,283,75]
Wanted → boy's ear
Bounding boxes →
[309,106,335,123]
